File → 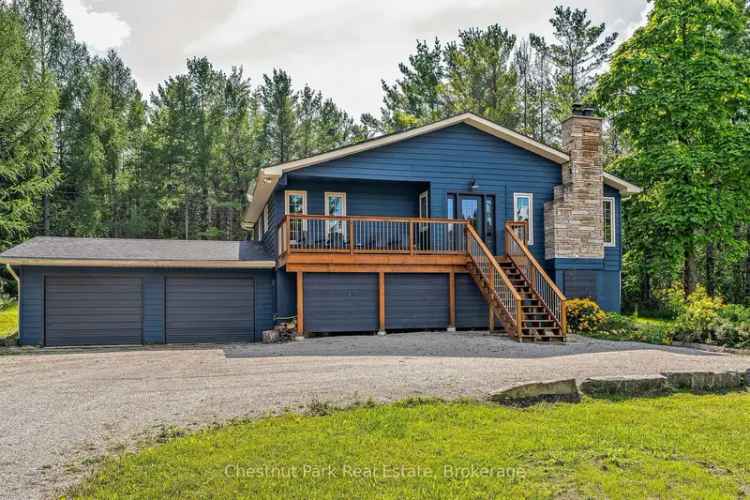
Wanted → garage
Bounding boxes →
[0,237,275,346]
[45,275,143,346]
[165,277,255,343]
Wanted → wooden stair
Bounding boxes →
[498,259,564,342]
[465,221,567,343]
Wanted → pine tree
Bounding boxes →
[444,25,519,127]
[260,69,297,164]
[0,6,58,249]
[546,6,617,109]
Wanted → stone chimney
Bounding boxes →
[544,105,604,260]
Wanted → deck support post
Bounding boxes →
[488,307,495,332]
[296,272,304,336]
[448,271,456,332]
[377,271,386,335]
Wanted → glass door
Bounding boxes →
[459,194,496,254]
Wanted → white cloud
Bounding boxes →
[63,0,131,53]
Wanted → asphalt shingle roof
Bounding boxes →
[0,237,273,263]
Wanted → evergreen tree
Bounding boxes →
[379,38,445,131]
[12,0,78,234]
[444,25,519,127]
[0,6,58,249]
[546,6,618,110]
[260,69,297,163]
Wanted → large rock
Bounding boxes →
[490,379,580,407]
[663,371,746,393]
[580,375,670,397]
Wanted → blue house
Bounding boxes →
[0,109,639,346]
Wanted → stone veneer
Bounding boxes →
[544,113,604,260]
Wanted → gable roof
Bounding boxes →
[0,237,275,268]
[243,112,641,225]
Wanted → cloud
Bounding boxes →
[63,0,131,53]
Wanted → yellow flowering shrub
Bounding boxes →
[566,298,606,335]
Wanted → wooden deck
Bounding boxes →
[277,215,566,341]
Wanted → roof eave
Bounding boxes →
[0,257,276,269]
[603,172,642,195]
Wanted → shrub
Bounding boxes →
[672,287,724,343]
[590,312,673,345]
[710,304,750,348]
[652,283,686,319]
[566,299,605,334]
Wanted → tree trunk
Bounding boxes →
[705,242,716,297]
[683,243,697,297]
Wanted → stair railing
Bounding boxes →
[465,224,523,337]
[504,221,567,335]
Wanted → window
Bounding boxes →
[513,193,534,245]
[603,197,615,247]
[446,194,456,220]
[263,204,270,233]
[484,196,495,241]
[419,191,429,218]
[285,190,307,215]
[285,190,307,243]
[324,192,347,239]
[324,192,346,217]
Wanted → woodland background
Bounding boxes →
[1,0,749,312]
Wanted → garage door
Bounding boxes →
[304,273,378,332]
[45,276,143,346]
[165,278,254,343]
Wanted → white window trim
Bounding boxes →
[603,197,616,247]
[284,190,308,215]
[324,192,347,217]
[256,217,262,241]
[513,192,534,245]
[419,191,429,218]
[263,204,270,233]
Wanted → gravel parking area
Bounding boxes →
[1,331,749,499]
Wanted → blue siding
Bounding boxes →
[385,274,448,329]
[304,273,378,332]
[17,267,273,345]
[280,124,562,262]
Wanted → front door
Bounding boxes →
[459,194,496,254]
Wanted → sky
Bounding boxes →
[63,0,651,118]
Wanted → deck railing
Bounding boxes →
[279,215,469,256]
[466,224,523,337]
[505,221,567,335]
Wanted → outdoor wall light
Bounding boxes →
[470,178,479,191]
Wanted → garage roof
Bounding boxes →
[0,237,275,268]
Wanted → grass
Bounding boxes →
[70,394,750,499]
[0,302,18,338]
[630,316,676,328]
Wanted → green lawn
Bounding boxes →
[0,303,18,338]
[71,394,750,499]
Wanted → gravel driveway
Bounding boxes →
[1,331,749,499]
